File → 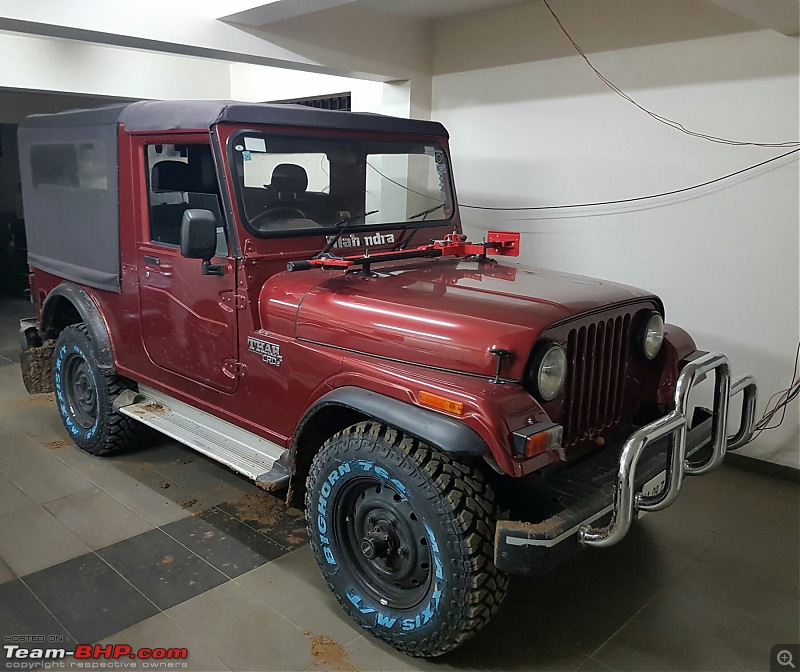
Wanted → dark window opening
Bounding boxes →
[270,93,352,112]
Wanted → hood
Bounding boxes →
[262,258,661,380]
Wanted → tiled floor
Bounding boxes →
[0,295,798,671]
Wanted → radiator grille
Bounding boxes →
[562,314,633,446]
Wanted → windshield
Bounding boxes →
[229,132,454,238]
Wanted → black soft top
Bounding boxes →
[19,101,448,294]
[20,99,449,137]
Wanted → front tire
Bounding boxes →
[53,324,140,456]
[305,422,508,657]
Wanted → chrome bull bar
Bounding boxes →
[579,352,757,548]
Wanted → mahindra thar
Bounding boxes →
[17,100,757,657]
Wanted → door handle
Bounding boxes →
[143,255,172,277]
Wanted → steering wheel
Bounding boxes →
[251,205,308,228]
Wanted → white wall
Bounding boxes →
[0,31,231,101]
[433,0,799,467]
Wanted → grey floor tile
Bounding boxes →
[217,489,309,551]
[0,393,72,447]
[633,510,720,558]
[1,450,94,504]
[574,657,617,671]
[24,552,159,643]
[0,557,14,585]
[698,533,799,593]
[98,612,230,671]
[44,488,154,550]
[0,364,30,402]
[0,579,75,647]
[719,511,799,558]
[139,452,254,511]
[235,549,363,645]
[0,428,54,470]
[43,439,95,467]
[0,506,91,575]
[751,491,800,529]
[592,590,787,671]
[166,580,316,671]
[710,464,799,503]
[445,551,669,666]
[287,541,318,566]
[98,528,228,610]
[658,483,761,534]
[343,634,492,672]
[0,473,36,516]
[70,452,133,483]
[670,559,800,637]
[94,473,191,527]
[163,508,286,579]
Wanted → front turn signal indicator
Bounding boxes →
[418,390,464,416]
[511,422,564,458]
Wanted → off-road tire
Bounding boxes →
[53,324,140,456]
[305,421,508,657]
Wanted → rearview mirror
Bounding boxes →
[180,209,223,276]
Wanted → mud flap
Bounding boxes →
[20,340,55,394]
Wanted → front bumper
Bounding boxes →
[495,351,757,575]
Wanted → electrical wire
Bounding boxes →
[751,343,800,440]
[368,148,799,212]
[542,0,800,148]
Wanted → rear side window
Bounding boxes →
[30,142,108,193]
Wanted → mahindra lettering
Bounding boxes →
[17,101,758,657]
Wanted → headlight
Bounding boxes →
[531,343,567,402]
[641,312,664,360]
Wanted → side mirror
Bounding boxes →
[180,209,223,276]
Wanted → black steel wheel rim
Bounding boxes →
[333,477,433,610]
[62,353,97,429]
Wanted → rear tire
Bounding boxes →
[53,324,140,456]
[305,421,508,657]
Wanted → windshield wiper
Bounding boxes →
[315,209,379,259]
[395,203,446,250]
[408,202,445,221]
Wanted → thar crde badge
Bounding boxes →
[248,337,283,367]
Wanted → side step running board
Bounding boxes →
[114,386,290,490]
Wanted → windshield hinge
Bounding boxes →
[220,292,247,311]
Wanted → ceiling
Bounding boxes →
[220,0,535,26]
[219,0,797,35]
[352,0,533,21]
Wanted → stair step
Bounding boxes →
[115,386,289,489]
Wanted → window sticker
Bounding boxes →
[242,151,252,161]
[424,146,435,156]
[244,137,267,152]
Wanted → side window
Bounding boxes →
[145,143,227,255]
[31,142,108,193]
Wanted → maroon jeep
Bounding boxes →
[17,100,757,657]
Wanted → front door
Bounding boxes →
[137,138,239,393]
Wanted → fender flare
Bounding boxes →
[40,282,115,372]
[296,386,489,456]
